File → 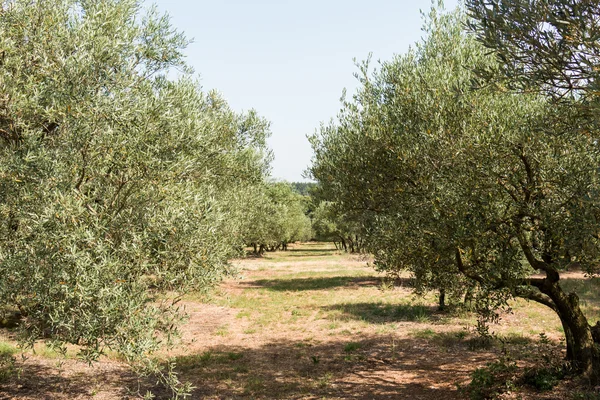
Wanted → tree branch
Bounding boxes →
[455,247,485,285]
[516,232,559,282]
[515,288,557,312]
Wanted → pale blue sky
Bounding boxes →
[149,0,460,181]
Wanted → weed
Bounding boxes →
[0,341,18,383]
[499,332,530,346]
[179,351,216,369]
[467,356,518,400]
[522,366,562,391]
[317,372,333,388]
[233,365,249,373]
[227,352,243,361]
[412,328,436,339]
[343,342,361,352]
[244,376,264,393]
[215,325,229,336]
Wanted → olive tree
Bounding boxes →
[311,201,364,253]
[310,5,600,381]
[243,182,312,254]
[0,0,270,385]
[465,0,600,100]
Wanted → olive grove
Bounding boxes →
[309,4,600,382]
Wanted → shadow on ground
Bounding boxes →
[0,357,140,400]
[322,302,438,323]
[286,247,339,253]
[0,332,547,399]
[168,335,494,400]
[242,276,387,291]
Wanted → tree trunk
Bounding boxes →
[533,276,599,382]
[459,243,599,382]
[438,289,446,311]
[549,288,598,380]
[463,286,474,310]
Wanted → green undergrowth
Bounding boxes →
[0,341,18,383]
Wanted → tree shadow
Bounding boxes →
[0,356,139,399]
[322,302,439,324]
[240,276,395,291]
[165,335,494,400]
[286,247,338,253]
[0,332,548,399]
[276,251,341,258]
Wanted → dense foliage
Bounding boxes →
[311,201,364,253]
[0,0,271,381]
[243,182,312,254]
[466,0,600,100]
[310,3,600,381]
[290,181,317,196]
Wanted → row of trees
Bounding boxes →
[310,0,600,383]
[243,182,312,254]
[311,201,364,253]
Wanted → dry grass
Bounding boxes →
[1,242,600,399]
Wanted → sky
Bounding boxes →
[149,0,460,182]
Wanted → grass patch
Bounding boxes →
[343,342,361,352]
[214,325,230,337]
[0,341,17,357]
[412,328,436,339]
[0,341,18,383]
[174,350,247,373]
[227,352,243,361]
[251,276,378,292]
[323,302,434,323]
[244,376,264,393]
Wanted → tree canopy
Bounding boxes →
[0,0,271,389]
[310,4,600,381]
[466,0,600,100]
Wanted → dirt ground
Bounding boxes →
[0,242,596,399]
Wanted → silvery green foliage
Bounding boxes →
[243,182,312,252]
[0,0,270,374]
[311,201,364,252]
[466,0,600,100]
[310,5,600,319]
